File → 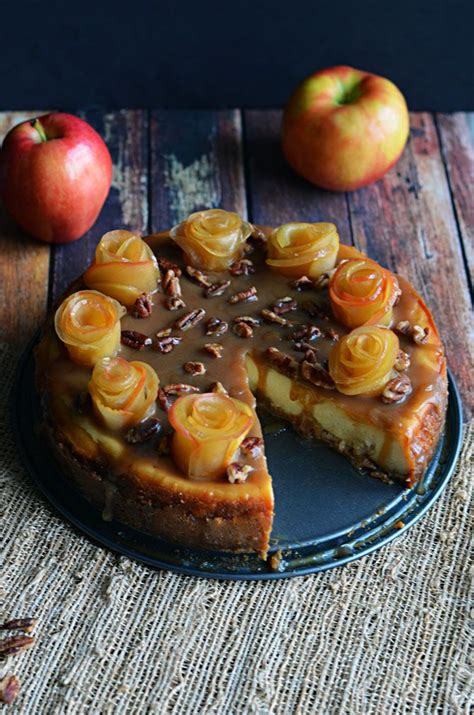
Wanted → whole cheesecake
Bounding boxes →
[36,210,448,558]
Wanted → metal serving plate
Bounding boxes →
[12,337,463,580]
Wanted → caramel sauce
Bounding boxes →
[40,230,447,495]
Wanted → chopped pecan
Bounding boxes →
[166,296,186,311]
[241,436,264,458]
[314,270,336,290]
[243,242,254,254]
[228,286,258,304]
[292,324,322,342]
[300,360,335,389]
[156,327,172,338]
[173,308,206,331]
[0,634,35,660]
[227,462,253,484]
[0,618,37,633]
[303,346,319,364]
[185,265,211,287]
[205,317,228,336]
[157,256,182,277]
[204,343,223,358]
[293,340,318,354]
[250,224,267,242]
[395,320,411,336]
[157,387,171,411]
[229,258,255,276]
[163,270,185,311]
[272,296,298,315]
[233,321,254,338]
[125,418,161,444]
[382,373,412,404]
[163,384,200,395]
[121,330,153,350]
[0,675,20,705]
[152,335,182,354]
[130,292,153,319]
[261,308,294,327]
[325,327,340,341]
[234,315,260,328]
[394,349,411,372]
[210,381,228,394]
[290,275,313,291]
[184,361,206,376]
[265,347,298,378]
[395,320,429,344]
[205,280,231,298]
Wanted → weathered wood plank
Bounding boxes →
[149,110,246,231]
[436,112,474,288]
[243,110,352,245]
[347,113,473,419]
[0,111,50,345]
[49,109,149,304]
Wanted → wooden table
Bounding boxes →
[0,110,472,420]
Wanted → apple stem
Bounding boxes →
[30,118,48,143]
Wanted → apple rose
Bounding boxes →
[170,209,252,271]
[84,230,160,306]
[329,258,400,328]
[55,290,126,367]
[89,357,159,430]
[266,222,339,278]
[168,392,254,480]
[328,326,400,396]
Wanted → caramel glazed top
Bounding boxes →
[38,214,447,488]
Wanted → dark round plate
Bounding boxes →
[12,335,463,580]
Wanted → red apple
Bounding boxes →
[282,66,409,191]
[0,113,112,243]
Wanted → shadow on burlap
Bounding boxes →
[1,342,472,714]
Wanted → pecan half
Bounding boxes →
[265,347,298,378]
[272,296,298,315]
[205,317,228,336]
[382,373,412,404]
[261,308,294,327]
[233,321,254,338]
[130,292,153,319]
[157,387,171,411]
[0,675,20,705]
[300,360,335,389]
[157,256,182,277]
[121,330,153,350]
[229,258,255,276]
[0,634,35,660]
[185,265,211,287]
[241,436,264,458]
[235,315,260,328]
[227,462,253,484]
[173,308,206,331]
[290,275,313,291]
[125,418,161,444]
[163,384,200,395]
[152,335,182,354]
[292,324,322,342]
[184,361,206,376]
[205,280,231,298]
[0,618,37,634]
[204,343,223,358]
[394,349,411,372]
[229,286,258,304]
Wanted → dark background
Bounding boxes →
[2,0,473,110]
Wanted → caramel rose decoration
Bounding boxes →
[329,258,400,328]
[266,222,339,278]
[168,392,254,479]
[54,290,126,367]
[170,209,252,272]
[84,230,160,306]
[89,356,159,430]
[328,325,400,396]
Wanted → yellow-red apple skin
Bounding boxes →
[0,113,112,243]
[282,66,410,191]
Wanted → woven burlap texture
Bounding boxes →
[0,341,472,714]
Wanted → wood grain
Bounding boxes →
[347,113,473,419]
[48,109,149,304]
[0,111,50,345]
[436,112,474,289]
[243,110,352,245]
[149,110,246,232]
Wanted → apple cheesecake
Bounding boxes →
[36,210,448,557]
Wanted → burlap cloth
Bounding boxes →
[1,340,472,715]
